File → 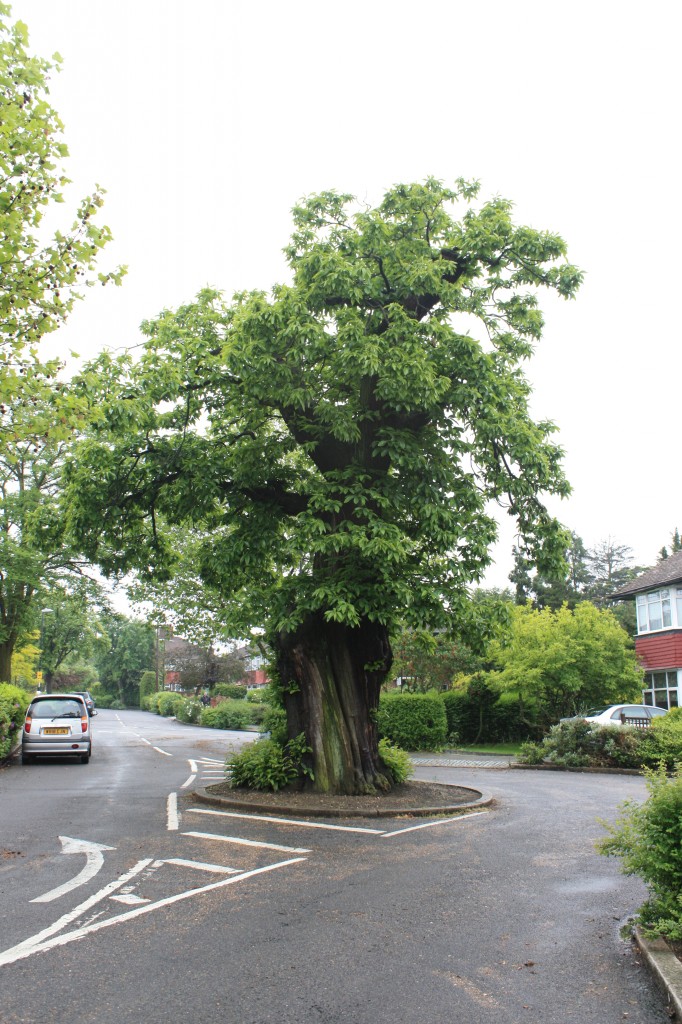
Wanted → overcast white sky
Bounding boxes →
[10,0,682,591]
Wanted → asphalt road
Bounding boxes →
[0,709,672,1024]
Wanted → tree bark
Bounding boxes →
[0,641,13,684]
[275,615,394,795]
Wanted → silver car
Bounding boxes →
[22,693,93,764]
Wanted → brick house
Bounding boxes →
[612,549,682,709]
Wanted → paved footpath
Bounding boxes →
[412,750,514,769]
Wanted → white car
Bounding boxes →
[566,704,668,727]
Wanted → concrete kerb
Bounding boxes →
[191,785,493,818]
[634,927,682,1020]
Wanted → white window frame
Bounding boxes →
[636,589,673,632]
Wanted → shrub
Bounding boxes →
[95,693,114,709]
[0,683,30,760]
[517,741,546,765]
[378,738,413,784]
[260,704,287,744]
[227,734,313,791]
[110,698,126,710]
[157,691,184,716]
[215,683,248,700]
[176,698,203,724]
[639,707,682,769]
[377,692,447,751]
[441,684,528,745]
[200,699,255,730]
[522,719,646,769]
[139,671,157,705]
[599,765,682,941]
[246,687,268,703]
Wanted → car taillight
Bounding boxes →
[81,716,88,733]
[24,717,32,733]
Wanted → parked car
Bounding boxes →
[74,690,96,715]
[21,693,92,764]
[562,704,668,728]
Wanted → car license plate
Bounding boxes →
[42,727,69,735]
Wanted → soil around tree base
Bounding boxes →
[196,780,491,818]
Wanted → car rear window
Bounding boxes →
[29,699,84,718]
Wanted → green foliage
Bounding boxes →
[199,698,254,730]
[378,738,413,784]
[0,7,124,380]
[227,733,313,791]
[93,612,154,707]
[639,708,682,770]
[0,682,30,758]
[441,685,527,744]
[139,671,157,704]
[377,692,447,751]
[390,627,481,691]
[175,698,203,724]
[156,691,184,716]
[94,692,114,709]
[67,178,580,646]
[261,703,288,744]
[599,766,682,941]
[520,719,646,769]
[489,602,642,732]
[214,683,248,699]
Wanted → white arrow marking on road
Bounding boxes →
[30,837,116,904]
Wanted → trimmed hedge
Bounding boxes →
[214,684,248,700]
[377,692,447,751]
[200,699,257,730]
[0,683,30,760]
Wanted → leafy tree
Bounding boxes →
[0,4,124,428]
[510,531,591,609]
[585,537,639,606]
[38,587,105,692]
[390,628,481,692]
[0,417,89,681]
[93,611,154,706]
[658,527,681,561]
[66,178,581,793]
[488,602,643,732]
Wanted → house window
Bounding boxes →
[636,589,672,632]
[677,588,682,627]
[642,670,679,709]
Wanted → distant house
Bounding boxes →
[612,549,682,709]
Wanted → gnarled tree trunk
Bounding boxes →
[275,615,393,795]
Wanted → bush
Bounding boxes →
[176,698,203,724]
[0,683,30,760]
[139,671,157,705]
[214,683,248,700]
[200,699,255,730]
[94,693,114,709]
[378,738,413,784]
[639,707,682,769]
[377,692,447,751]
[110,698,126,710]
[519,719,646,769]
[227,734,313,791]
[599,765,682,941]
[246,687,268,703]
[441,684,528,745]
[260,704,287,744]
[157,691,185,717]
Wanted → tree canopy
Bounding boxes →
[66,178,582,792]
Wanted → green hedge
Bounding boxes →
[441,686,527,745]
[214,684,248,700]
[157,691,185,716]
[0,684,30,760]
[200,698,259,730]
[377,692,447,751]
[599,766,682,941]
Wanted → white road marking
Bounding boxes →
[140,737,152,746]
[162,858,240,874]
[154,747,172,757]
[0,859,153,967]
[109,894,151,905]
[167,792,179,831]
[380,811,489,837]
[183,830,311,854]
[187,807,385,835]
[30,837,116,904]
[0,858,305,967]
[188,759,198,772]
[181,774,197,789]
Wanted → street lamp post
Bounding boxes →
[39,607,54,693]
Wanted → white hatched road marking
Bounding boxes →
[380,811,489,837]
[163,858,240,874]
[167,792,179,831]
[183,830,311,855]
[30,837,115,904]
[0,859,305,967]
[188,807,386,835]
